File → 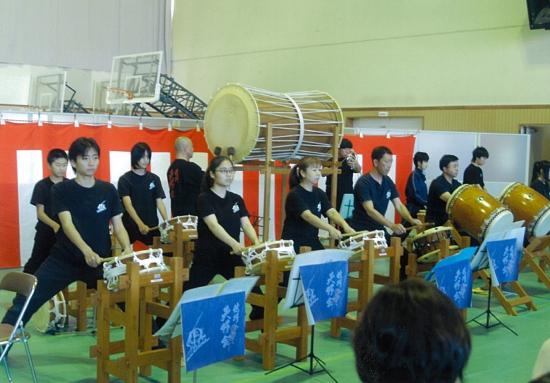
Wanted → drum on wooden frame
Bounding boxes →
[446,184,514,241]
[408,226,459,263]
[499,182,550,237]
[237,240,296,275]
[204,84,344,163]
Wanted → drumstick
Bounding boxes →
[341,232,358,238]
[405,222,435,232]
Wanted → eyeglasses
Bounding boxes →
[216,168,235,175]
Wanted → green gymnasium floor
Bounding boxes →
[0,267,548,383]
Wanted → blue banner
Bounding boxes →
[181,291,245,372]
[430,250,473,309]
[300,261,348,325]
[487,238,519,286]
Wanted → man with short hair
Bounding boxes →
[426,154,461,227]
[325,138,362,212]
[405,151,429,219]
[463,146,489,188]
[167,136,204,216]
[349,146,421,237]
[22,148,68,274]
[2,137,132,326]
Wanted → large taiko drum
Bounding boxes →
[204,84,344,163]
[500,182,550,237]
[446,184,514,241]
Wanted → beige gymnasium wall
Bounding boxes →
[171,0,550,157]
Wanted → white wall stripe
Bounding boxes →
[385,154,398,224]
[109,151,131,185]
[150,152,171,220]
[230,171,245,242]
[258,174,276,241]
[17,150,43,266]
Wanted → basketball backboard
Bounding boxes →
[106,51,163,105]
[29,73,67,112]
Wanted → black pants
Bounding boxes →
[185,251,264,318]
[3,254,102,326]
[22,228,57,275]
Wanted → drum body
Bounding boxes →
[102,249,167,290]
[204,84,344,163]
[500,182,550,237]
[409,226,458,263]
[338,230,388,261]
[32,291,67,333]
[238,240,295,275]
[159,215,198,244]
[447,184,513,241]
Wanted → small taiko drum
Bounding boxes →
[159,215,198,244]
[408,226,459,263]
[102,248,168,291]
[237,240,296,275]
[31,291,67,333]
[446,184,514,241]
[338,230,388,261]
[499,182,550,237]
[204,84,344,163]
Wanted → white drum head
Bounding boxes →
[534,208,550,237]
[484,210,515,239]
[204,84,260,163]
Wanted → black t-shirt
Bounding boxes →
[31,177,66,232]
[325,158,354,209]
[350,173,399,231]
[118,171,165,230]
[426,175,461,226]
[463,163,484,188]
[531,179,550,201]
[51,179,122,264]
[195,190,248,256]
[167,159,204,216]
[281,185,332,251]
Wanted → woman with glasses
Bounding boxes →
[184,155,264,318]
[282,157,355,255]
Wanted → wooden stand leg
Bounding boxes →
[477,269,537,316]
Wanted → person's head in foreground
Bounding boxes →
[353,278,471,383]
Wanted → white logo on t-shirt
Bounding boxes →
[96,200,106,214]
[149,181,155,190]
[386,191,391,199]
[232,203,239,213]
[317,202,321,212]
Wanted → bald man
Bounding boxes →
[167,137,204,216]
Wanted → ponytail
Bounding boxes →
[288,157,323,189]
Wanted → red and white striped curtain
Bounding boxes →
[0,122,415,268]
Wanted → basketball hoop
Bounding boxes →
[105,87,135,103]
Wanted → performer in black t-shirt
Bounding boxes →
[283,157,354,253]
[463,146,489,189]
[118,142,168,245]
[349,146,421,238]
[184,156,263,318]
[325,138,362,212]
[22,149,68,274]
[2,137,132,326]
[405,151,429,219]
[167,137,204,216]
[531,160,550,200]
[426,155,462,226]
